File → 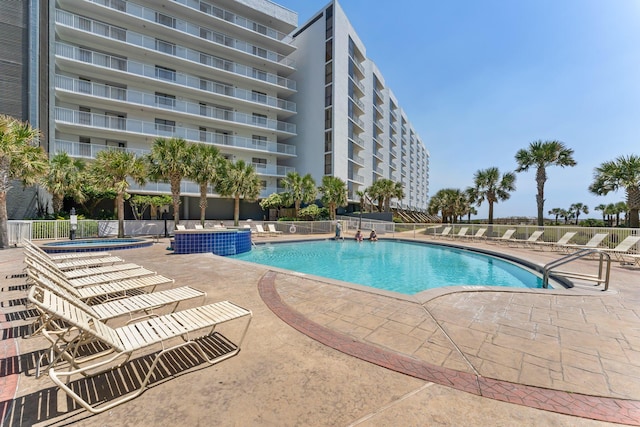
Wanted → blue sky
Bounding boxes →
[275,0,640,219]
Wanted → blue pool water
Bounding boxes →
[230,240,545,294]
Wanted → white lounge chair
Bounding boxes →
[451,227,469,239]
[34,288,251,414]
[194,224,204,230]
[599,235,640,263]
[254,224,269,236]
[467,228,487,241]
[511,230,544,247]
[561,233,608,253]
[488,229,516,244]
[175,224,186,230]
[23,243,123,270]
[433,226,452,239]
[267,224,283,235]
[532,231,577,251]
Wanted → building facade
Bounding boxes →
[2,0,430,219]
[286,1,430,212]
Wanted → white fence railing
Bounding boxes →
[7,220,639,251]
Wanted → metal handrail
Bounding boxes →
[543,249,611,291]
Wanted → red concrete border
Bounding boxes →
[258,271,640,425]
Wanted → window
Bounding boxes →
[156,39,176,55]
[252,158,267,169]
[79,107,91,125]
[324,108,332,130]
[79,48,92,63]
[252,46,267,59]
[325,5,334,40]
[325,40,332,62]
[325,84,332,107]
[325,62,333,85]
[324,131,332,152]
[78,78,91,94]
[105,112,126,130]
[200,28,211,40]
[156,92,176,108]
[79,136,91,157]
[155,118,175,133]
[251,90,267,103]
[252,113,267,126]
[199,126,207,142]
[200,103,208,116]
[253,22,268,35]
[156,13,176,28]
[252,68,267,81]
[252,135,268,149]
[155,65,176,81]
[324,153,332,175]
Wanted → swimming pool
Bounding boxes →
[230,240,547,294]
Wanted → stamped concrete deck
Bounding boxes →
[1,232,639,426]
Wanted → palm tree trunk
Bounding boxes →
[117,193,125,238]
[171,178,181,226]
[628,187,640,228]
[0,191,9,248]
[536,167,546,226]
[199,184,207,225]
[234,194,240,226]
[488,202,494,224]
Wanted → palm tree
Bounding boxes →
[548,207,564,225]
[282,171,316,218]
[0,115,49,248]
[569,202,588,225]
[187,144,221,226]
[147,137,193,227]
[560,209,572,224]
[391,181,405,212]
[356,190,367,213]
[319,176,347,220]
[472,167,516,224]
[515,140,577,226]
[216,159,261,226]
[613,201,628,227]
[367,181,384,212]
[428,188,465,223]
[89,149,146,238]
[594,204,607,223]
[589,155,640,228]
[43,152,86,215]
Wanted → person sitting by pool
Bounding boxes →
[355,229,363,242]
[369,229,378,241]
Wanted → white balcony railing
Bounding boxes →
[55,41,296,91]
[55,75,296,115]
[54,109,296,155]
[56,8,294,68]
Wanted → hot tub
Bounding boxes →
[172,228,251,256]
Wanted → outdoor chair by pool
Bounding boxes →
[450,227,469,239]
[510,230,545,248]
[26,262,175,305]
[598,235,640,263]
[459,228,487,241]
[488,229,516,244]
[194,224,204,230]
[560,233,609,253]
[433,226,452,239]
[254,224,269,236]
[33,287,251,414]
[23,243,123,271]
[531,231,577,251]
[24,243,144,279]
[175,224,186,230]
[267,224,283,235]
[27,274,206,340]
[47,251,112,261]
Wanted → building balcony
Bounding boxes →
[389,122,398,134]
[349,55,365,79]
[373,103,384,119]
[350,95,365,114]
[373,150,383,161]
[54,109,296,156]
[389,161,397,170]
[349,135,365,149]
[349,115,365,131]
[374,166,384,176]
[55,8,294,71]
[374,119,384,132]
[55,75,296,117]
[349,154,365,166]
[168,0,293,43]
[252,163,295,177]
[389,148,397,158]
[373,87,384,103]
[390,109,398,121]
[349,174,365,184]
[350,76,365,96]
[55,42,296,93]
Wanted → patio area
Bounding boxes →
[1,233,638,426]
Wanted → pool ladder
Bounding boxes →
[542,248,611,291]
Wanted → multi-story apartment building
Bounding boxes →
[285,0,430,212]
[2,0,430,219]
